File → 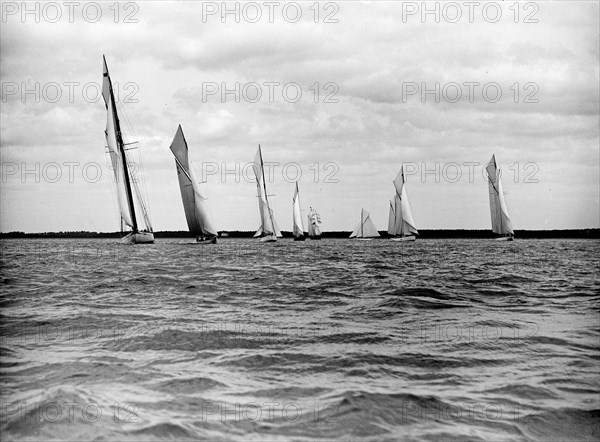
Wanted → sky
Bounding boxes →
[1,1,598,233]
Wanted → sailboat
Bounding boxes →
[102,56,154,244]
[388,165,419,241]
[169,125,218,244]
[486,154,514,241]
[307,207,322,240]
[292,182,306,241]
[252,145,282,242]
[350,209,380,240]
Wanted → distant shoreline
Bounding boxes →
[1,229,598,239]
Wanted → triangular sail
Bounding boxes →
[252,146,281,238]
[292,183,304,237]
[169,125,217,237]
[350,208,380,238]
[486,155,514,235]
[391,165,418,236]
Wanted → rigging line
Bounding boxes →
[117,100,152,226]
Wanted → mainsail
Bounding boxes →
[486,154,514,236]
[252,146,281,240]
[350,209,380,238]
[292,182,304,238]
[169,125,218,239]
[389,165,418,237]
[102,55,153,243]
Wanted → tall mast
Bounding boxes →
[104,56,138,232]
[489,155,503,234]
[361,210,364,237]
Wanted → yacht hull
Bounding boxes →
[122,232,155,244]
[391,235,416,242]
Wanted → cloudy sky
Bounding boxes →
[1,1,598,233]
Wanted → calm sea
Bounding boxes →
[1,238,599,441]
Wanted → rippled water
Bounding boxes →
[1,238,599,441]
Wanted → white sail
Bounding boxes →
[169,125,217,238]
[292,182,304,237]
[391,165,418,236]
[252,146,281,239]
[486,154,514,235]
[307,208,322,237]
[104,101,133,228]
[350,208,380,238]
[307,215,314,237]
[102,56,153,243]
[387,199,395,235]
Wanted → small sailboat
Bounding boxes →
[307,207,322,240]
[252,145,282,242]
[486,154,514,241]
[388,165,418,241]
[292,182,306,241]
[102,56,154,244]
[350,209,380,240]
[169,125,218,244]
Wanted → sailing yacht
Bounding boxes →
[350,209,380,240]
[292,182,306,241]
[388,165,419,241]
[252,145,282,242]
[169,125,218,244]
[486,154,514,241]
[307,207,322,240]
[102,56,154,244]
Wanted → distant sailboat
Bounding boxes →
[169,125,218,244]
[388,165,418,241]
[102,56,154,244]
[307,207,322,240]
[350,209,380,240]
[252,145,282,242]
[292,182,306,241]
[486,154,514,241]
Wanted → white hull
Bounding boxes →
[495,236,514,241]
[356,238,373,241]
[391,235,416,242]
[121,232,155,244]
[260,234,277,243]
